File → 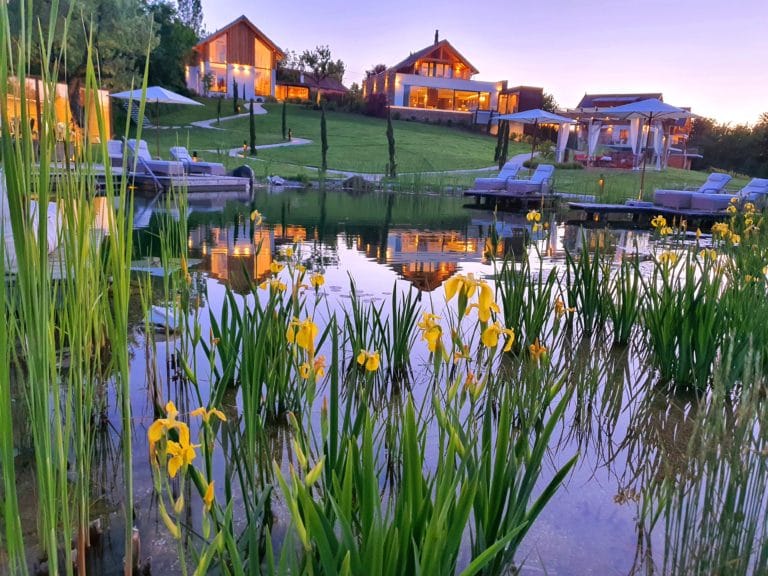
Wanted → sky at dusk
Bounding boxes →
[200,0,767,125]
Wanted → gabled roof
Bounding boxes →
[194,15,285,59]
[387,39,479,75]
[577,93,663,109]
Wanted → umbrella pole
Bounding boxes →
[530,120,538,165]
[638,115,651,200]
[155,101,161,158]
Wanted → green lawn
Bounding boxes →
[132,102,527,174]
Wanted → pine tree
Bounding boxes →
[282,101,287,140]
[386,108,397,178]
[249,99,257,155]
[233,79,238,114]
[321,106,328,173]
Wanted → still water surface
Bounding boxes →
[16,187,721,574]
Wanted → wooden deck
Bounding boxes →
[463,189,555,210]
[95,167,251,196]
[568,201,729,225]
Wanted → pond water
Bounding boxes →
[11,186,762,574]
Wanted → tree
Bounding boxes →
[9,0,158,125]
[365,64,387,78]
[499,125,510,169]
[233,78,238,114]
[216,96,222,124]
[146,2,197,92]
[541,92,558,113]
[281,101,287,140]
[249,99,256,155]
[320,105,328,172]
[300,45,345,104]
[494,120,506,162]
[276,49,302,83]
[176,0,203,37]
[386,108,397,178]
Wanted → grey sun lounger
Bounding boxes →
[170,146,226,176]
[471,161,522,190]
[126,139,185,177]
[653,173,732,209]
[504,164,555,194]
[688,178,768,211]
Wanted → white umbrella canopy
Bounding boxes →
[605,98,695,198]
[110,86,203,157]
[497,109,575,162]
[110,86,203,107]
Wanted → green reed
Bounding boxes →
[495,254,558,349]
[373,283,421,389]
[0,193,27,574]
[564,237,611,336]
[641,253,725,388]
[0,0,139,571]
[606,258,641,346]
[646,354,768,575]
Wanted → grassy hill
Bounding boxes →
[131,100,527,173]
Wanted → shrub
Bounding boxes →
[392,111,401,121]
[363,93,388,118]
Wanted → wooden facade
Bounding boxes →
[187,16,284,99]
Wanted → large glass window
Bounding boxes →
[255,39,271,70]
[436,88,454,110]
[254,69,271,96]
[212,37,227,63]
[408,86,428,108]
[455,91,489,111]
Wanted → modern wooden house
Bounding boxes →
[362,32,542,125]
[186,15,284,100]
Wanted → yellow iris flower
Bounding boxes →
[203,480,215,513]
[310,273,325,288]
[148,401,184,457]
[528,339,547,362]
[356,350,380,372]
[526,209,541,223]
[191,406,227,424]
[417,312,443,353]
[166,432,200,478]
[480,322,515,352]
[286,317,319,353]
[250,210,263,225]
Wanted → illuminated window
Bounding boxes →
[212,37,227,63]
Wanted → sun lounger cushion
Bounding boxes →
[689,193,734,211]
[169,146,226,176]
[738,178,768,203]
[472,161,521,190]
[505,164,555,194]
[127,139,185,177]
[654,190,693,209]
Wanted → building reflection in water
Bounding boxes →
[355,223,531,291]
[190,224,274,294]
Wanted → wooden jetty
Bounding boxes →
[568,200,729,226]
[464,189,595,211]
[464,190,555,210]
[94,166,252,196]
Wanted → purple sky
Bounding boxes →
[200,0,767,125]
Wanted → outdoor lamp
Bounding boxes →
[598,174,605,194]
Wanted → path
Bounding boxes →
[189,101,267,130]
